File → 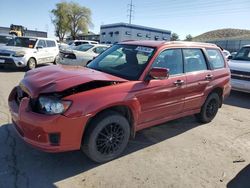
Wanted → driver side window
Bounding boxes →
[37,40,46,48]
[152,49,183,75]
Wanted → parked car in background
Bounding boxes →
[0,37,59,70]
[222,49,231,59]
[230,51,237,58]
[58,42,68,51]
[228,45,250,93]
[60,44,109,66]
[9,41,231,163]
[0,34,13,46]
[67,40,99,48]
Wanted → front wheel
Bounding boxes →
[26,58,36,70]
[195,93,220,123]
[53,55,60,65]
[82,111,130,163]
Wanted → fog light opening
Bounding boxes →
[49,133,60,146]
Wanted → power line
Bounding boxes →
[127,0,135,24]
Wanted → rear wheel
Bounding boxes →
[195,93,220,123]
[27,58,36,70]
[82,111,130,163]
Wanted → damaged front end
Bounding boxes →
[12,80,122,116]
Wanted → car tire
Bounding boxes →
[27,58,36,70]
[82,111,130,163]
[195,93,220,123]
[53,55,60,65]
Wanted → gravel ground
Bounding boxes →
[0,67,249,188]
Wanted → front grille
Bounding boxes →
[231,69,250,81]
[0,52,11,57]
[231,75,250,81]
[231,69,250,76]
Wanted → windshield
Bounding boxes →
[0,35,12,44]
[7,37,37,48]
[87,44,155,80]
[233,47,250,61]
[74,44,93,52]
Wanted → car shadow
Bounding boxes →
[0,64,51,72]
[227,164,250,188]
[224,91,250,109]
[0,116,201,188]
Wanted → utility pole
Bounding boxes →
[127,0,134,24]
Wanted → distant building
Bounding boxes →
[0,26,47,38]
[100,23,171,44]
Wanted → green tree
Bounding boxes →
[67,2,92,40]
[51,2,92,41]
[170,33,179,41]
[51,2,70,41]
[185,34,193,41]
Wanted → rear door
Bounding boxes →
[182,48,212,111]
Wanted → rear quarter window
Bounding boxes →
[206,49,225,69]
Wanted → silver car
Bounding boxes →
[60,44,109,66]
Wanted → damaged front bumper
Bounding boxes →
[8,87,88,152]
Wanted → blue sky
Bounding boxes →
[0,0,250,39]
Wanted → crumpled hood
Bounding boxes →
[228,60,250,72]
[20,65,127,98]
[0,46,35,54]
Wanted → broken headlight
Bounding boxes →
[38,96,72,115]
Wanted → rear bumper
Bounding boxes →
[231,78,250,93]
[8,87,88,152]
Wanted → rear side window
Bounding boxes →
[183,49,207,73]
[46,40,56,47]
[206,49,225,69]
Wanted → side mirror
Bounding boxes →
[228,55,233,60]
[36,46,43,50]
[149,67,169,80]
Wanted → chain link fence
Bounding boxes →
[207,39,250,52]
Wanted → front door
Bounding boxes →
[136,48,187,126]
[36,39,47,64]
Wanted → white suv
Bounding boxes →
[0,37,59,70]
[228,45,250,93]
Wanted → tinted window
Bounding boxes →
[74,44,93,52]
[207,49,225,69]
[46,40,56,47]
[37,40,46,48]
[0,35,12,44]
[233,47,250,61]
[7,37,37,48]
[152,49,183,75]
[75,41,88,46]
[183,49,207,73]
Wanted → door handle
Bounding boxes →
[174,80,185,86]
[205,74,213,80]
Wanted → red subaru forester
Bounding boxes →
[9,41,231,163]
